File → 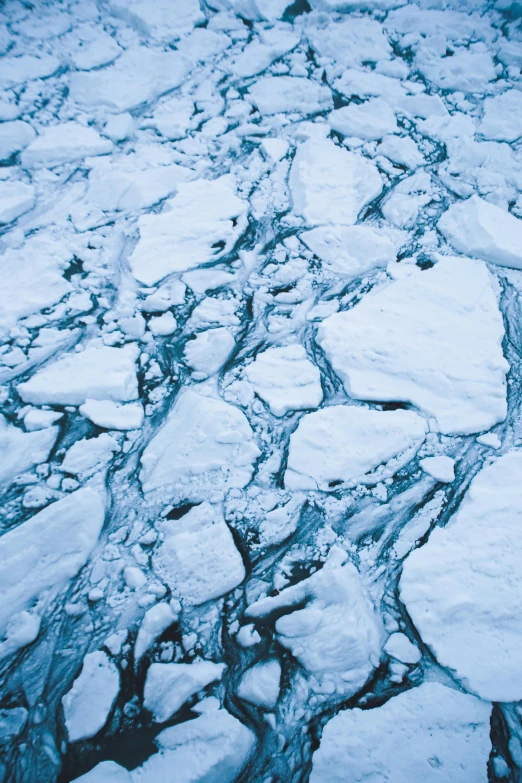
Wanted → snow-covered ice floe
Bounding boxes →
[2,0,522,780]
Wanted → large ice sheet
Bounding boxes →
[316,257,508,435]
[401,451,522,702]
[310,682,491,783]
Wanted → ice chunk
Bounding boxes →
[144,661,225,722]
[245,344,322,416]
[310,682,491,783]
[328,99,398,141]
[0,415,57,489]
[71,762,132,783]
[237,660,281,709]
[0,489,104,636]
[247,77,333,116]
[0,121,36,161]
[131,709,254,783]
[232,0,291,20]
[384,632,421,664]
[79,400,144,431]
[300,225,396,279]
[0,181,35,224]
[420,456,455,483]
[0,55,60,90]
[308,17,392,68]
[317,257,508,435]
[401,451,522,701]
[24,409,63,431]
[334,68,407,104]
[290,138,382,227]
[479,90,522,143]
[129,177,246,286]
[21,123,113,169]
[0,234,73,333]
[285,406,426,491]
[476,432,501,449]
[62,651,120,743]
[140,390,260,503]
[229,29,298,79]
[65,25,122,71]
[438,195,522,271]
[415,50,496,94]
[60,434,120,478]
[134,602,178,666]
[18,345,139,406]
[378,134,424,168]
[247,549,383,694]
[183,328,236,378]
[152,502,245,605]
[70,47,190,113]
[103,113,134,142]
[109,0,204,42]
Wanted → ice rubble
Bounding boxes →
[285,406,427,491]
[401,451,522,702]
[62,651,120,742]
[310,682,491,783]
[317,257,508,435]
[140,390,260,504]
[1,0,522,779]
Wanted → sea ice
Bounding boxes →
[401,451,522,701]
[289,138,382,226]
[17,345,139,406]
[144,661,225,722]
[140,390,260,503]
[21,123,113,169]
[109,0,204,42]
[310,682,491,783]
[300,225,396,279]
[285,406,426,491]
[438,195,522,271]
[0,181,35,224]
[129,177,246,285]
[237,659,281,709]
[316,257,508,435]
[245,344,323,416]
[246,76,333,115]
[328,98,398,141]
[152,502,245,605]
[62,651,120,743]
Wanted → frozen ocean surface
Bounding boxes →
[0,0,522,780]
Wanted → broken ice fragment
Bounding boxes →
[144,661,226,722]
[401,450,522,702]
[62,651,120,743]
[245,344,323,416]
[300,224,396,280]
[153,503,245,606]
[134,602,178,666]
[21,123,113,169]
[285,406,426,491]
[438,195,522,271]
[237,660,281,709]
[310,682,491,783]
[290,138,382,227]
[18,345,139,406]
[79,400,144,431]
[316,257,508,435]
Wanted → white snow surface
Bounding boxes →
[310,682,491,783]
[300,224,396,279]
[401,450,522,702]
[316,257,508,435]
